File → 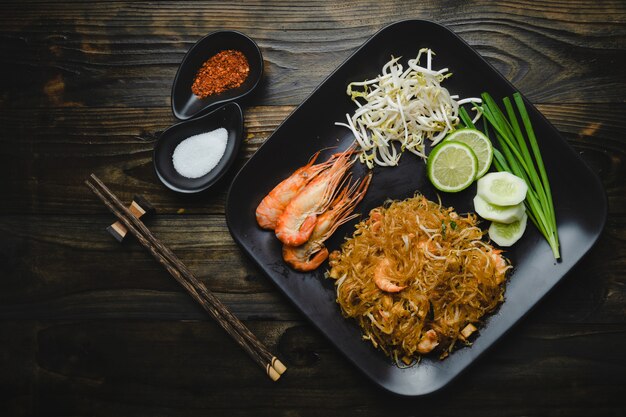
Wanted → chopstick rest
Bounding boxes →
[86,174,286,381]
[107,195,155,242]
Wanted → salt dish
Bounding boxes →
[171,30,263,120]
[154,102,244,193]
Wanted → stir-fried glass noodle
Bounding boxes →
[336,49,482,168]
[327,194,510,365]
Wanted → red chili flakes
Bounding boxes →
[191,50,250,99]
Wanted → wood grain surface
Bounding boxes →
[1,1,625,416]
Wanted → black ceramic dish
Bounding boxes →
[172,30,263,120]
[226,20,607,396]
[154,102,243,193]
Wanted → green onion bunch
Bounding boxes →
[460,92,560,259]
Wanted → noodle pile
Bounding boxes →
[327,194,510,364]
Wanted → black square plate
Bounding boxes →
[226,20,607,396]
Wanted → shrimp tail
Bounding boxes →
[375,277,407,293]
[282,245,329,272]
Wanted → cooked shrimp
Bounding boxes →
[283,173,372,271]
[275,147,356,246]
[283,246,330,272]
[367,208,383,233]
[417,329,439,354]
[256,151,330,230]
[491,249,511,284]
[373,258,407,293]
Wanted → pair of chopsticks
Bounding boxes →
[85,174,286,381]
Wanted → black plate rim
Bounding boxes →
[225,19,608,396]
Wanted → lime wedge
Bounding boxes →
[427,141,478,192]
[445,128,493,178]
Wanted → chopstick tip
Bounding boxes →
[271,357,287,375]
[267,364,281,382]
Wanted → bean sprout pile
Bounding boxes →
[336,49,482,168]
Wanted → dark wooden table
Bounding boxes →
[2,1,625,416]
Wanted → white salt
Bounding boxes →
[172,128,228,178]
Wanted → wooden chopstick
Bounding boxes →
[85,174,286,381]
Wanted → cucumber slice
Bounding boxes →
[473,195,525,224]
[489,212,528,247]
[477,172,528,206]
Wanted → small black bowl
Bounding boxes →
[154,102,244,193]
[171,30,263,120]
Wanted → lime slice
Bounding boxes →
[427,141,478,192]
[445,128,493,178]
